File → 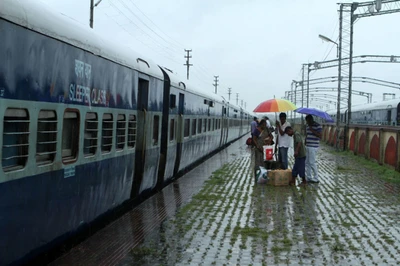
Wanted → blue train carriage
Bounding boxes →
[327,98,400,126]
[350,99,400,126]
[163,71,225,175]
[225,103,246,142]
[0,0,165,264]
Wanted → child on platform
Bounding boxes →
[285,126,306,186]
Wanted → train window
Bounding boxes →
[197,119,202,134]
[153,115,159,146]
[62,110,79,163]
[169,119,175,141]
[84,112,98,156]
[101,113,113,153]
[170,94,176,109]
[127,115,137,148]
[116,114,126,151]
[2,108,30,172]
[192,119,197,136]
[208,119,211,131]
[36,110,57,165]
[203,118,207,132]
[184,119,190,137]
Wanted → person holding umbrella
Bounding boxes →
[305,114,322,183]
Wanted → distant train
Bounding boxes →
[0,1,251,264]
[327,98,400,126]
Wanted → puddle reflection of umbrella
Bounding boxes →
[253,99,297,113]
[294,107,334,122]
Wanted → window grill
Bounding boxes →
[184,119,190,137]
[153,115,160,146]
[36,110,57,165]
[197,119,202,134]
[101,113,113,153]
[62,111,79,162]
[192,119,197,136]
[169,119,175,141]
[127,114,137,148]
[2,108,30,172]
[116,114,126,150]
[84,112,98,156]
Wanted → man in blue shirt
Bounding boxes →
[251,117,258,137]
[305,115,322,183]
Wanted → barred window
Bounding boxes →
[169,119,175,141]
[127,114,136,148]
[36,110,57,165]
[84,112,98,156]
[116,114,126,151]
[62,110,79,163]
[101,113,113,153]
[153,115,160,146]
[197,119,202,134]
[192,119,197,136]
[2,108,30,172]
[184,119,190,137]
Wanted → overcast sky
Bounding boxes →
[41,0,400,113]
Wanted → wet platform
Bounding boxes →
[50,135,400,265]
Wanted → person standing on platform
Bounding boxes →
[252,119,273,183]
[263,116,271,128]
[274,112,291,169]
[285,126,306,186]
[250,116,258,138]
[305,114,322,183]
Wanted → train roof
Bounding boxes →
[161,67,246,111]
[352,98,400,112]
[326,98,400,114]
[0,0,164,80]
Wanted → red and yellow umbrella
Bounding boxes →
[253,99,297,113]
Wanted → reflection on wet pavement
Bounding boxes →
[52,137,400,265]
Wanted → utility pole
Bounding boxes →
[90,0,103,28]
[228,88,232,101]
[236,93,239,105]
[213,76,219,94]
[184,49,193,80]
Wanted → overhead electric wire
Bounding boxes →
[116,0,180,54]
[122,0,186,51]
[104,6,182,66]
[110,1,178,59]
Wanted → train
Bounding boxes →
[327,98,400,126]
[0,1,251,264]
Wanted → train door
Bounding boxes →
[220,105,228,146]
[156,70,171,189]
[173,93,184,175]
[387,109,392,125]
[132,77,149,198]
[397,103,400,125]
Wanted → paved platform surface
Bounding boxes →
[51,136,400,266]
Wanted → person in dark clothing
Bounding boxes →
[252,119,273,183]
[250,116,258,138]
[285,126,306,186]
